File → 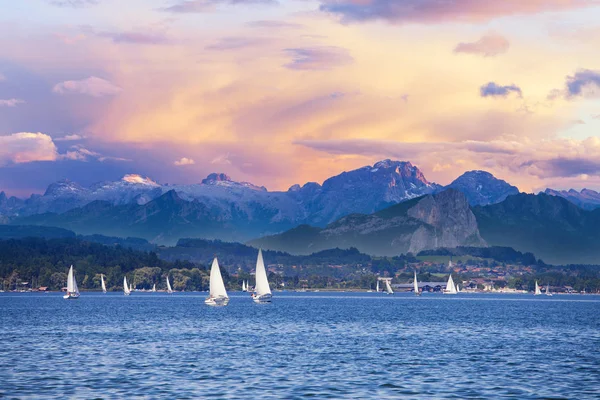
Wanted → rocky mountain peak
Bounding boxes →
[202,173,231,184]
[121,174,159,186]
[447,170,519,206]
[43,179,86,197]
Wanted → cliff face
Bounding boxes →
[249,189,486,256]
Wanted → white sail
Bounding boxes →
[208,257,228,299]
[376,280,380,292]
[66,265,79,295]
[545,284,552,296]
[445,275,457,294]
[254,249,271,297]
[457,284,461,293]
[384,280,394,294]
[242,280,246,291]
[101,274,107,293]
[123,276,131,295]
[166,276,173,294]
[413,271,419,295]
[152,284,156,292]
[534,281,541,295]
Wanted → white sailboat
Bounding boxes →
[413,271,420,296]
[376,280,380,292]
[457,284,461,293]
[242,280,247,292]
[205,257,229,306]
[444,275,457,294]
[534,281,542,296]
[63,265,80,299]
[166,276,173,294]
[123,276,131,296]
[252,249,272,303]
[152,284,156,293]
[545,284,553,297]
[101,274,107,294]
[384,279,394,295]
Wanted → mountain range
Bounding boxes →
[2,159,600,264]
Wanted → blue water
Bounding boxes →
[0,292,599,399]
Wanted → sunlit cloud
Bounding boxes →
[55,134,84,141]
[174,157,196,166]
[52,76,122,97]
[162,0,277,13]
[0,133,58,165]
[454,34,510,57]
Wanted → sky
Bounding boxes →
[2,0,600,197]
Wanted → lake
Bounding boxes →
[1,292,599,399]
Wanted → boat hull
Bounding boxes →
[252,293,272,303]
[63,292,80,300]
[205,296,229,306]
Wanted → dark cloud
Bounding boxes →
[524,157,600,178]
[284,47,353,70]
[480,82,522,98]
[566,69,600,97]
[162,0,276,13]
[454,34,509,57]
[318,0,597,24]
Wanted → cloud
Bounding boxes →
[454,34,510,57]
[61,145,130,162]
[174,157,196,166]
[211,154,232,165]
[0,99,25,107]
[480,82,522,98]
[318,0,599,24]
[55,134,84,141]
[97,31,170,45]
[162,0,276,13]
[246,20,303,29]
[565,69,600,97]
[49,0,99,7]
[0,72,5,81]
[284,46,354,70]
[52,76,122,97]
[0,132,59,165]
[205,37,267,51]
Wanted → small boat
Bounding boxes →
[101,274,107,294]
[252,249,272,303]
[443,275,457,295]
[242,280,247,292]
[166,276,173,294]
[376,280,380,292]
[205,257,229,306]
[384,279,394,295]
[152,284,156,293]
[413,271,420,296]
[123,276,131,296]
[63,265,80,299]
[545,284,553,297]
[534,281,542,296]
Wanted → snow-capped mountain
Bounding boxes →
[446,170,520,206]
[543,188,600,210]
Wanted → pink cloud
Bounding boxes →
[454,34,510,57]
[0,98,25,107]
[52,76,122,97]
[0,132,58,165]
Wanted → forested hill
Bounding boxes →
[0,237,199,292]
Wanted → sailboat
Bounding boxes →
[252,249,272,303]
[376,280,380,292]
[534,281,542,296]
[166,276,173,294]
[444,275,458,294]
[545,284,553,297]
[242,280,247,292]
[413,271,420,296]
[384,279,394,295]
[123,276,131,296]
[152,284,156,293]
[101,274,107,294]
[205,257,229,306]
[63,265,80,299]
